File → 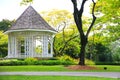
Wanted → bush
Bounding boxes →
[0,59,75,66]
[24,58,37,65]
[34,60,74,65]
[95,62,120,65]
[57,55,75,62]
[85,59,95,65]
[0,60,27,66]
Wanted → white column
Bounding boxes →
[33,36,36,57]
[28,35,32,57]
[9,34,16,58]
[14,36,17,58]
[42,35,48,57]
[50,36,53,56]
[25,36,27,58]
[28,36,30,57]
[13,36,15,57]
[31,35,34,57]
[15,36,18,58]
[11,36,14,57]
[8,35,11,58]
[17,38,21,58]
[25,36,29,58]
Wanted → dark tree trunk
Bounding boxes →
[79,37,87,65]
[71,0,96,65]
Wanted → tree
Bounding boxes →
[41,9,79,57]
[110,40,120,63]
[95,0,120,42]
[70,0,96,65]
[21,0,97,65]
[93,0,120,62]
[0,31,8,57]
[0,19,13,57]
[0,19,13,31]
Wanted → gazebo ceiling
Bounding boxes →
[5,6,56,34]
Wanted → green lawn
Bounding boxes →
[0,75,118,80]
[0,65,120,72]
[91,65,120,72]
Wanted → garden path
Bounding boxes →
[0,72,120,78]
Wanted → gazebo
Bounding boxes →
[5,6,56,58]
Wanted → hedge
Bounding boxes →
[95,62,120,65]
[0,60,75,66]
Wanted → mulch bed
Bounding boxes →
[66,65,99,70]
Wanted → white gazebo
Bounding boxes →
[4,6,56,58]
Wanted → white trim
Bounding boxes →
[4,29,57,34]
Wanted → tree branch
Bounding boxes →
[62,22,66,43]
[86,0,96,38]
[71,0,86,37]
[78,0,87,17]
[71,0,79,27]
[59,34,79,54]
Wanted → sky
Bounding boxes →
[0,0,91,21]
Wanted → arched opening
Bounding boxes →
[35,36,43,55]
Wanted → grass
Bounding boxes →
[0,75,118,80]
[0,65,68,72]
[92,65,120,72]
[0,65,120,72]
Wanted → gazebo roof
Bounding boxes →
[5,6,56,34]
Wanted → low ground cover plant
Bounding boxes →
[0,57,75,66]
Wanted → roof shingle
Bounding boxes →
[7,6,56,32]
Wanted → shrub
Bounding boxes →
[0,60,27,66]
[95,62,120,65]
[57,55,75,62]
[85,59,95,65]
[34,60,74,65]
[0,57,75,66]
[24,58,37,65]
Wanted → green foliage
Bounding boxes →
[20,0,33,5]
[109,41,120,63]
[0,57,95,66]
[95,0,120,42]
[24,58,37,65]
[54,31,80,58]
[95,62,120,65]
[0,60,26,66]
[0,58,75,66]
[85,59,95,65]
[41,9,80,58]
[57,55,75,62]
[86,41,112,62]
[0,19,13,31]
[41,9,73,28]
[35,60,74,65]
[89,0,120,63]
[64,37,80,58]
[112,47,120,63]
[0,31,8,57]
[0,19,13,58]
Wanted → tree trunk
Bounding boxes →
[79,45,86,65]
[79,35,88,65]
[79,43,87,65]
[71,0,96,65]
